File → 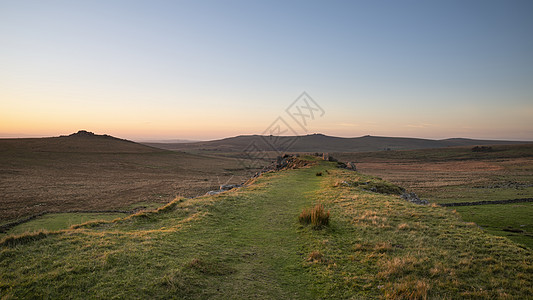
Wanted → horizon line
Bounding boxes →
[1,131,532,143]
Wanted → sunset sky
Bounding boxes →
[1,0,532,141]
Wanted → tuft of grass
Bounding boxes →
[299,203,330,228]
[384,278,430,300]
[155,197,184,213]
[307,250,324,263]
[397,223,410,230]
[299,208,312,225]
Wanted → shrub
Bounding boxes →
[364,181,404,195]
[299,204,330,228]
[472,146,493,152]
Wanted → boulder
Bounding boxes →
[321,153,338,162]
[220,184,242,191]
[345,162,357,171]
[206,190,223,195]
[401,192,429,205]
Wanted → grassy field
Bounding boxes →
[454,203,533,249]
[1,157,531,299]
[0,135,257,224]
[5,212,127,235]
[335,144,533,248]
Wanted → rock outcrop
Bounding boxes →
[345,162,357,171]
[401,192,429,205]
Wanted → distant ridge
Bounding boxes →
[144,133,531,153]
[0,130,162,153]
[137,138,200,144]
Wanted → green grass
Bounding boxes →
[1,158,532,299]
[454,203,533,249]
[421,185,533,204]
[5,212,128,236]
[305,169,532,298]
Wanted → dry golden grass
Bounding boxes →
[336,145,533,249]
[307,166,533,298]
[397,223,410,230]
[299,203,330,228]
[307,250,324,263]
[378,255,420,279]
[353,209,389,228]
[384,278,430,300]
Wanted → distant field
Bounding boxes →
[334,144,533,203]
[335,144,533,248]
[0,135,258,225]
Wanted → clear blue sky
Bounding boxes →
[1,0,532,140]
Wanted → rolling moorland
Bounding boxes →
[144,133,530,153]
[1,132,532,298]
[1,157,532,299]
[334,144,533,249]
[146,134,533,249]
[0,131,254,230]
[146,133,533,249]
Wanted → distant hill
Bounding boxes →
[0,130,162,153]
[137,138,200,144]
[0,130,250,223]
[144,133,531,153]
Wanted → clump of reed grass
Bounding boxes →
[299,203,330,228]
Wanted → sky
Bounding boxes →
[1,0,532,141]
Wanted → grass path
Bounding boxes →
[0,164,326,299]
[163,167,324,298]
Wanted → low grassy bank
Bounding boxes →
[2,212,128,236]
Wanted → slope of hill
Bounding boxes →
[0,130,161,154]
[1,157,531,298]
[0,131,250,224]
[145,133,530,153]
